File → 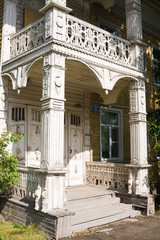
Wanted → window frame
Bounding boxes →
[100,107,123,162]
[152,45,160,86]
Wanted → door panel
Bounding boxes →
[65,111,83,186]
[8,104,26,164]
[27,106,41,167]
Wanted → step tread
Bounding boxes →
[71,210,141,233]
[68,197,120,211]
[71,204,133,225]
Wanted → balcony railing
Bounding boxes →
[10,17,45,58]
[66,15,133,66]
[9,14,134,68]
[86,161,129,191]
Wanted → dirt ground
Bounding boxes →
[60,215,160,240]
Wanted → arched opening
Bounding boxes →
[7,59,43,167]
[65,59,104,186]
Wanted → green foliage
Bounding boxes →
[0,221,48,240]
[12,221,25,231]
[148,87,160,154]
[4,208,12,220]
[0,130,25,197]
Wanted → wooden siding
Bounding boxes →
[65,60,102,109]
[24,8,43,27]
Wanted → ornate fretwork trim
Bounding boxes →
[41,98,65,110]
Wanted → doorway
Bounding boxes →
[64,110,83,186]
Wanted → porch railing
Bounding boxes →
[10,17,45,58]
[86,161,129,191]
[66,15,133,66]
[13,167,44,210]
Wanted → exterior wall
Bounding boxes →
[67,0,90,22]
[90,2,126,39]
[144,32,160,160]
[90,90,131,163]
[8,80,42,104]
[16,0,45,30]
[90,109,100,162]
[90,93,102,162]
[116,89,130,162]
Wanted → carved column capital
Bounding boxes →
[42,53,66,100]
[41,98,65,111]
[129,79,146,115]
[40,0,72,41]
[125,0,142,14]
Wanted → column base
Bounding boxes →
[33,169,68,213]
[126,164,150,196]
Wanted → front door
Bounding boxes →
[65,111,83,186]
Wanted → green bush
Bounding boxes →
[0,130,25,197]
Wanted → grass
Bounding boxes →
[0,221,48,240]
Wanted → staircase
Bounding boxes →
[67,185,141,233]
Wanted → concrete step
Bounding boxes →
[68,194,120,212]
[71,204,141,233]
[71,203,132,225]
[67,186,141,234]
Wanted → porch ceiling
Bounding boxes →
[28,59,43,87]
[65,60,102,92]
[65,59,103,107]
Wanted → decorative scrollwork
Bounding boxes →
[66,15,133,66]
[10,17,45,58]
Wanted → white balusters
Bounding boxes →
[86,162,129,190]
[10,17,45,58]
[66,15,133,66]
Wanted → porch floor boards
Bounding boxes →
[67,185,141,233]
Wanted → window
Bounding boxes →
[101,108,122,161]
[98,18,120,37]
[12,107,25,121]
[71,114,81,126]
[153,47,160,85]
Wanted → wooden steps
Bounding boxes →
[67,185,141,233]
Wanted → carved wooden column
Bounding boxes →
[128,79,150,195]
[125,0,143,41]
[0,77,8,134]
[39,0,71,212]
[41,53,65,170]
[125,0,146,70]
[40,52,67,211]
[1,0,17,63]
